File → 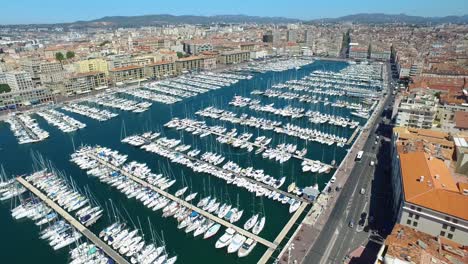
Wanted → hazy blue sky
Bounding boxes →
[2,0,467,24]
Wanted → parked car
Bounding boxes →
[349,220,354,228]
[360,188,366,195]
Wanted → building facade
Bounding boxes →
[109,65,145,84]
[5,71,35,91]
[395,92,439,129]
[390,150,468,245]
[74,58,109,75]
[217,50,250,65]
[144,61,176,79]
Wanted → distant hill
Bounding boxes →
[2,13,467,28]
[72,14,301,27]
[308,13,468,24]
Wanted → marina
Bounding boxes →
[15,176,129,264]
[70,145,278,250]
[0,59,385,264]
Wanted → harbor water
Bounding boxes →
[0,60,359,264]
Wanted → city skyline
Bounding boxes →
[1,0,468,25]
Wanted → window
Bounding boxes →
[409,213,413,218]
[440,231,446,237]
[442,224,448,229]
[447,234,453,239]
[415,215,420,220]
[413,222,418,227]
[450,226,455,232]
[453,219,458,224]
[407,220,412,225]
[411,205,415,210]
[445,216,450,221]
[417,207,421,212]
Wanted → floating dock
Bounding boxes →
[258,202,308,264]
[85,152,278,250]
[16,177,130,264]
[346,127,361,145]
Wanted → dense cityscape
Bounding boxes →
[0,3,467,264]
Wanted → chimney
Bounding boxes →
[419,175,425,182]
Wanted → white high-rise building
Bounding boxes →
[5,71,35,91]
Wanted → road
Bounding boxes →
[302,63,397,264]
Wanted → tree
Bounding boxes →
[66,51,75,59]
[0,84,11,93]
[55,52,65,62]
[176,52,185,59]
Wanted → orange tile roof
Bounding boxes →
[454,111,468,129]
[399,151,468,220]
[384,224,467,263]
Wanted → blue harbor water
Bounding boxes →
[0,60,359,264]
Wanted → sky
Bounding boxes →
[1,0,467,25]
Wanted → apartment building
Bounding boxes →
[437,103,468,132]
[21,59,65,85]
[109,65,145,84]
[144,61,176,79]
[64,71,108,95]
[395,92,439,129]
[349,46,368,60]
[286,30,297,42]
[304,30,313,45]
[217,50,250,65]
[5,71,35,91]
[74,58,109,75]
[370,48,391,61]
[392,127,454,161]
[183,41,213,55]
[390,150,468,245]
[0,87,53,108]
[175,56,207,73]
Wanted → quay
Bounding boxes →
[143,134,310,203]
[85,152,278,250]
[16,177,130,264]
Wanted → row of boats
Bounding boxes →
[6,113,49,144]
[2,172,110,259]
[196,106,347,148]
[37,109,86,133]
[70,145,260,258]
[87,94,152,113]
[25,170,104,227]
[123,70,251,105]
[122,132,303,212]
[99,222,177,264]
[165,117,305,165]
[62,103,118,122]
